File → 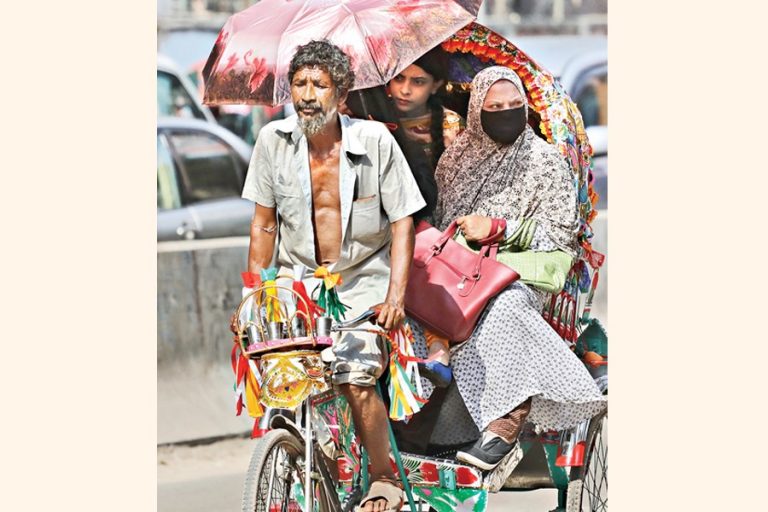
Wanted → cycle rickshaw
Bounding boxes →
[227,22,607,512]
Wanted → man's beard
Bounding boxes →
[296,102,337,137]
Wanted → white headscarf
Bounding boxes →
[433,66,579,256]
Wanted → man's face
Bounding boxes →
[291,66,344,136]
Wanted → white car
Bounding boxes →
[157,117,254,241]
[157,54,217,124]
[513,36,607,209]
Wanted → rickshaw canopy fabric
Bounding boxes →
[438,22,602,266]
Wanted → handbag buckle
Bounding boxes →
[457,276,467,290]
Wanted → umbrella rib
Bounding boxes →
[340,3,386,86]
[273,2,318,105]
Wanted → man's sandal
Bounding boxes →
[356,477,404,512]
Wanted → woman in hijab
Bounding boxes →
[409,66,606,470]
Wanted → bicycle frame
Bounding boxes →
[235,276,605,511]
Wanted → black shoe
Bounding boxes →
[417,360,453,388]
[455,432,515,471]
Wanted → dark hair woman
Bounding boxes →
[388,46,465,171]
[344,85,438,221]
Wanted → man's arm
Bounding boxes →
[230,204,277,334]
[374,216,415,330]
[247,204,278,274]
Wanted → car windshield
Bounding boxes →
[157,70,206,120]
[573,69,607,128]
[157,135,182,210]
[168,130,243,204]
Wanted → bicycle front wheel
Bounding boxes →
[241,428,307,512]
[567,408,607,511]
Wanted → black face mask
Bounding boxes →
[480,106,527,145]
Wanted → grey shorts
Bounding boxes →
[330,329,388,387]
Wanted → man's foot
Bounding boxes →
[455,431,515,471]
[417,360,453,388]
[356,477,404,512]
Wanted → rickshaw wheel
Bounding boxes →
[242,428,334,512]
[567,409,607,511]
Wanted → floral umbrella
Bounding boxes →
[202,0,482,107]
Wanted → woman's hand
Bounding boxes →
[456,215,494,242]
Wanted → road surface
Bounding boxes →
[158,437,560,511]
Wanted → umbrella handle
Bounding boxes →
[355,90,370,119]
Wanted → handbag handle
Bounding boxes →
[429,220,500,264]
[432,220,505,251]
[423,221,502,297]
[432,220,461,251]
[476,218,507,246]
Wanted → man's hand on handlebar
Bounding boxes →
[371,300,405,331]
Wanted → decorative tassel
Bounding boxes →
[313,266,349,321]
[259,267,282,322]
[293,280,324,328]
[230,340,264,420]
[241,271,260,289]
[386,325,427,421]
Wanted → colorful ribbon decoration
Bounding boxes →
[241,271,260,289]
[312,266,349,321]
[386,324,428,421]
[259,267,282,322]
[231,340,264,435]
[292,280,324,330]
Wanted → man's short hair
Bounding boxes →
[288,40,355,95]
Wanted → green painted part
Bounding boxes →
[558,487,567,508]
[542,443,570,489]
[413,487,488,512]
[440,468,457,490]
[361,451,369,493]
[292,482,319,512]
[520,440,534,455]
[376,380,418,512]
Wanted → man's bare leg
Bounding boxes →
[339,383,400,511]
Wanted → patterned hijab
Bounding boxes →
[433,66,579,256]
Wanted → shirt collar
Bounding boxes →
[273,113,367,156]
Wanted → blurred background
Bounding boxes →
[157,2,607,510]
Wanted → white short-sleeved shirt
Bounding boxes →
[242,113,426,314]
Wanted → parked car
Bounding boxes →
[157,54,217,124]
[157,117,254,241]
[513,36,607,209]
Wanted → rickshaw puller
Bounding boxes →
[240,40,426,512]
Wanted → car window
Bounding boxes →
[573,69,607,128]
[157,134,182,210]
[157,70,206,121]
[168,131,243,204]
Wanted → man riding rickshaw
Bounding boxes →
[206,2,608,510]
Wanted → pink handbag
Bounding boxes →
[404,220,520,342]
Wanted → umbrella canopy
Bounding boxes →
[201,0,481,107]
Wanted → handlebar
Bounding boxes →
[331,309,377,331]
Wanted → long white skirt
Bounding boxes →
[409,282,607,446]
